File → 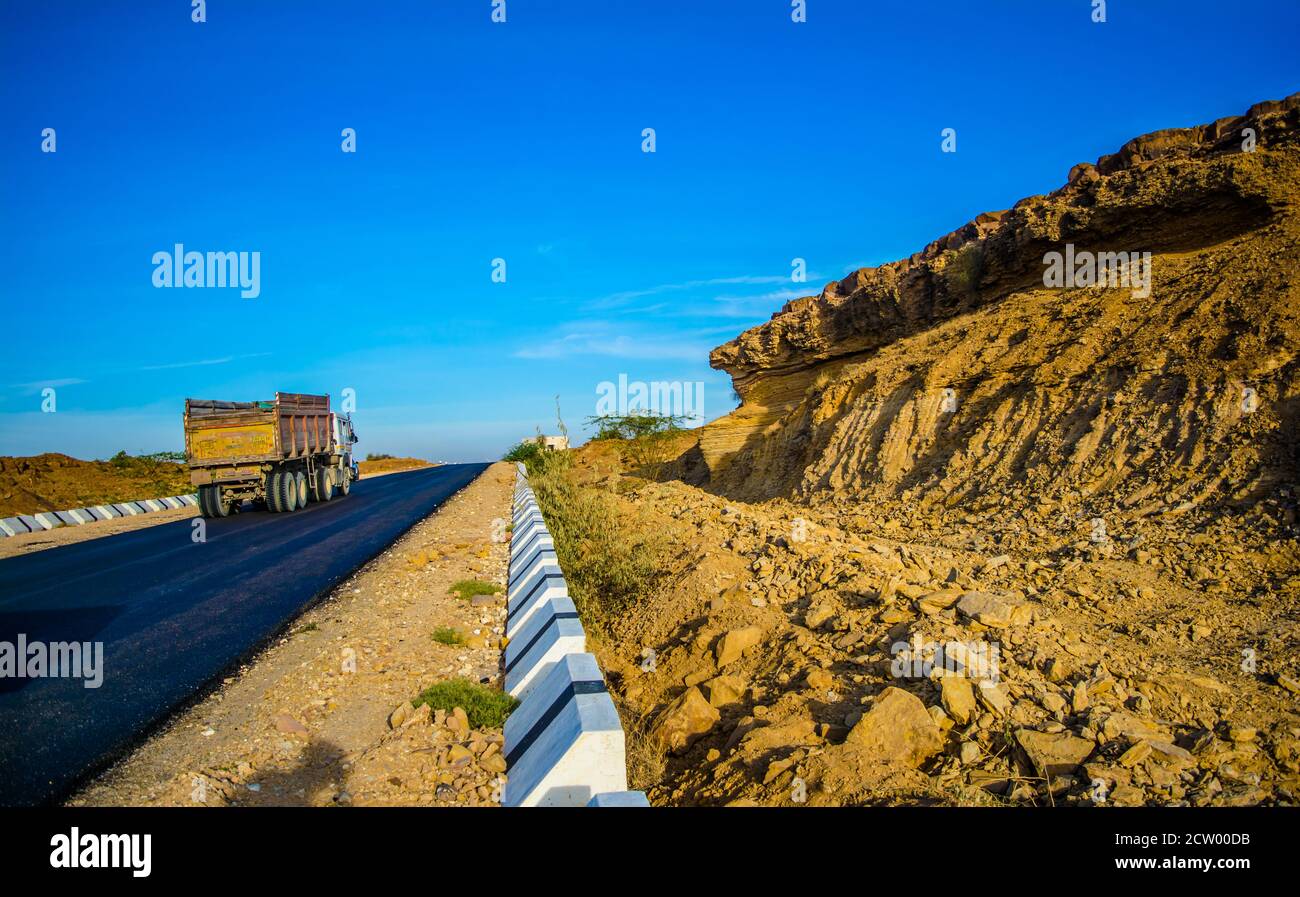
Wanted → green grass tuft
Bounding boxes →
[432,626,467,646]
[449,579,503,601]
[413,678,519,729]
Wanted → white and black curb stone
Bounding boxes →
[504,462,644,807]
[587,791,651,807]
[502,652,627,807]
[506,562,569,640]
[508,535,557,582]
[0,493,198,538]
[503,595,586,702]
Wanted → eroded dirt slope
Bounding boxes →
[684,94,1299,519]
[554,96,1300,807]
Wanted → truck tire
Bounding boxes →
[270,470,298,512]
[199,484,230,518]
[294,471,309,507]
[282,472,300,512]
[338,467,351,496]
[266,472,282,513]
[314,468,334,502]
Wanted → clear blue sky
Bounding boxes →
[2,0,1297,461]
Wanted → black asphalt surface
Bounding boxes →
[0,462,489,805]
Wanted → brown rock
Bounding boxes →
[805,668,835,692]
[940,676,977,725]
[388,702,412,729]
[274,714,308,736]
[804,602,837,630]
[702,674,746,708]
[716,626,764,667]
[1016,729,1095,778]
[844,687,943,768]
[446,706,471,740]
[654,686,720,753]
[956,592,1031,628]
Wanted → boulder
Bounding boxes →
[716,626,764,667]
[844,687,943,768]
[940,676,977,725]
[654,686,720,753]
[956,592,1032,628]
[1016,729,1095,779]
[702,674,747,708]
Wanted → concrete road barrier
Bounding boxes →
[504,595,586,702]
[509,529,555,564]
[588,791,651,807]
[506,564,569,639]
[503,652,627,807]
[511,515,549,542]
[509,541,559,587]
[0,493,198,538]
[503,466,642,807]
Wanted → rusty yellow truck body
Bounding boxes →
[184,392,359,518]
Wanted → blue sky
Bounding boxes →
[2,1,1297,462]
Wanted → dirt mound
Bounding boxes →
[358,457,436,476]
[682,93,1300,524]
[537,95,1300,808]
[0,453,191,517]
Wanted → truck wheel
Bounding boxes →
[314,468,334,502]
[282,472,299,512]
[338,467,351,496]
[270,470,297,512]
[294,471,309,507]
[266,472,283,512]
[199,484,230,518]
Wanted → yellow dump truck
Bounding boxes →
[185,392,359,518]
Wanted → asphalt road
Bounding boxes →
[0,462,489,806]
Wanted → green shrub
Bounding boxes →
[413,678,519,728]
[449,579,502,601]
[432,626,466,646]
[586,413,686,475]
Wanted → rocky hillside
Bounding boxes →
[681,94,1300,527]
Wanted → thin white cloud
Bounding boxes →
[139,352,271,371]
[586,274,796,310]
[513,322,707,361]
[10,377,88,391]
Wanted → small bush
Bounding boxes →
[449,579,502,601]
[586,412,684,441]
[946,243,984,295]
[432,626,466,646]
[365,453,396,461]
[413,678,519,729]
[586,412,686,475]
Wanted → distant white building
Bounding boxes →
[533,434,569,452]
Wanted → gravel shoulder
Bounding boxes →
[70,461,515,807]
